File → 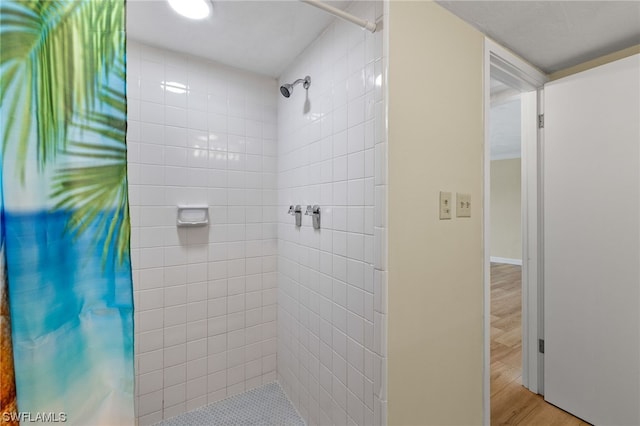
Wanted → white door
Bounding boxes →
[543,54,640,425]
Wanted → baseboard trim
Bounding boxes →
[490,256,522,266]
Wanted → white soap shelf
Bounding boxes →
[176,206,209,227]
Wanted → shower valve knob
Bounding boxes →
[306,205,321,229]
[289,205,302,227]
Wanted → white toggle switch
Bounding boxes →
[457,193,471,217]
[440,191,452,220]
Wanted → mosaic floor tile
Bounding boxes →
[156,382,305,426]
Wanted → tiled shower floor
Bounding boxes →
[156,382,305,426]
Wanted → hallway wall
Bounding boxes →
[490,158,522,261]
[387,2,485,424]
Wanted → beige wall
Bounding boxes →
[490,159,521,261]
[387,2,484,425]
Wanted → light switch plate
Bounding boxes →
[440,191,452,220]
[457,193,471,217]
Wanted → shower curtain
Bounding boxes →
[0,1,134,424]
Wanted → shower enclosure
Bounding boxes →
[127,1,388,424]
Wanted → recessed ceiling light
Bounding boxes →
[168,0,211,20]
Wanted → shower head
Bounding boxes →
[280,76,311,98]
[280,84,293,98]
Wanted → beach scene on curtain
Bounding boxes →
[0,1,133,424]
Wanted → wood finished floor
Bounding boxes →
[490,263,590,426]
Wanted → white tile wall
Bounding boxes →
[127,41,279,425]
[276,2,388,425]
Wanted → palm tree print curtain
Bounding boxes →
[0,1,133,424]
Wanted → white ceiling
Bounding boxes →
[436,1,640,74]
[128,1,640,80]
[126,0,350,78]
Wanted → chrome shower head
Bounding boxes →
[280,76,311,98]
[280,84,293,98]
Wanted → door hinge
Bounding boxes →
[538,114,544,128]
[538,338,545,354]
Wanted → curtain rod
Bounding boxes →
[300,0,378,33]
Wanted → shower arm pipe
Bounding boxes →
[300,0,377,33]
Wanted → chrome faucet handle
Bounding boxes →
[308,205,320,229]
[288,205,303,226]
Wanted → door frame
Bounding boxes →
[482,38,548,426]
